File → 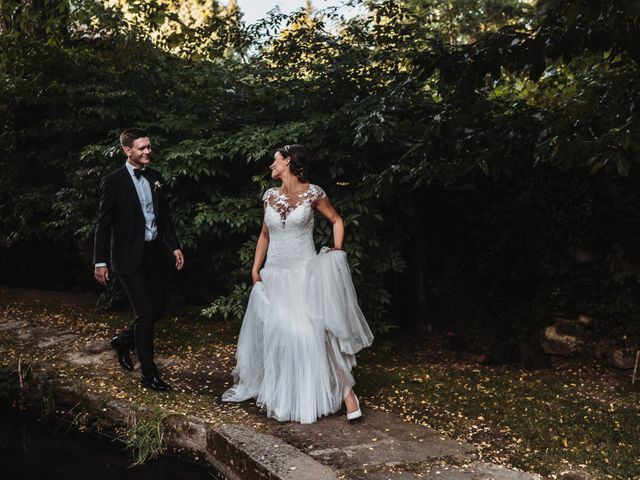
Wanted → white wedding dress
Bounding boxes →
[222,184,374,424]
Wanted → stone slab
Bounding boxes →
[0,320,30,332]
[271,409,476,471]
[350,462,542,479]
[208,424,337,480]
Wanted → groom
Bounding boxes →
[93,128,184,391]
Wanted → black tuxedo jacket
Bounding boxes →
[93,165,181,275]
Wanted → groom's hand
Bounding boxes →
[94,266,109,285]
[173,249,185,270]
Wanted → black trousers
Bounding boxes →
[118,240,167,378]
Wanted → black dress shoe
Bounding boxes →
[110,336,134,372]
[141,375,172,392]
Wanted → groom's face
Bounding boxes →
[124,137,152,167]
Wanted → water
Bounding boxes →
[0,405,217,480]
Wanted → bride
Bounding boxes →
[222,144,374,424]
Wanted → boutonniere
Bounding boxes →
[154,180,162,192]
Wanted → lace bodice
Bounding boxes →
[262,184,326,269]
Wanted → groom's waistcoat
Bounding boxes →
[93,165,180,275]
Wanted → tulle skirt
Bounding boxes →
[222,248,374,424]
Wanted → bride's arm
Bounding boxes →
[314,197,344,250]
[252,222,269,284]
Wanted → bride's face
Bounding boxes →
[270,151,290,179]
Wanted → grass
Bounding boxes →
[357,347,640,478]
[1,288,639,477]
[39,384,57,418]
[124,411,167,466]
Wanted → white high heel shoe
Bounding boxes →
[346,394,362,422]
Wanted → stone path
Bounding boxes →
[0,288,544,480]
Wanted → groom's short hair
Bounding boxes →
[120,128,149,148]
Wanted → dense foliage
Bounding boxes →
[1,0,639,343]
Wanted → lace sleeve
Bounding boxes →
[310,184,327,204]
[262,188,275,205]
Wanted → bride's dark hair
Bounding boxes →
[277,144,311,182]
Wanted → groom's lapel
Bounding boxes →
[120,166,143,214]
[148,170,159,217]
